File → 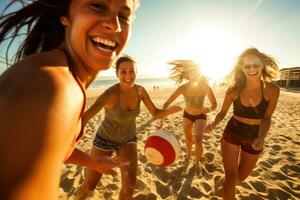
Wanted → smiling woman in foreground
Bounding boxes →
[0,0,139,199]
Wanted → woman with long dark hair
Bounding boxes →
[0,0,139,199]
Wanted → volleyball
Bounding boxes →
[144,130,180,167]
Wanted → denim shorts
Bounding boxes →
[93,134,137,151]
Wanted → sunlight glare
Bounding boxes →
[173,24,243,82]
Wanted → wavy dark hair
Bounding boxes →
[0,0,72,65]
[0,0,140,66]
[227,47,279,93]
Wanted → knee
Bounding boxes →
[85,176,101,190]
[237,174,247,183]
[185,133,193,140]
[194,133,203,144]
[224,171,238,184]
[122,176,136,192]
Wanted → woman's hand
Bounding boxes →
[252,137,265,151]
[202,106,211,114]
[92,156,129,176]
[204,122,216,132]
[155,119,164,129]
[169,105,182,113]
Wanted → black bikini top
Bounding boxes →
[233,82,268,119]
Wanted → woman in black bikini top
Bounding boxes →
[205,47,280,200]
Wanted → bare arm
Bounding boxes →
[140,86,182,119]
[65,148,127,175]
[203,85,217,113]
[205,89,234,131]
[162,86,183,108]
[0,67,81,197]
[82,88,112,125]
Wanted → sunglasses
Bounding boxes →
[242,62,262,69]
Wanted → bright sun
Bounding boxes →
[173,25,243,82]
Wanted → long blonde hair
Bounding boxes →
[168,60,207,85]
[227,47,279,93]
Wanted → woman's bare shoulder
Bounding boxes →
[225,86,238,99]
[134,84,146,96]
[264,82,280,98]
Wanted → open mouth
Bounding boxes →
[248,72,258,76]
[91,37,118,52]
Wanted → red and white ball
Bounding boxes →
[144,130,180,167]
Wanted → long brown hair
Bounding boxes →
[0,0,140,66]
[0,0,71,65]
[227,47,279,93]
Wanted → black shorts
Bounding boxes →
[222,118,263,155]
[227,117,259,139]
[183,111,207,122]
[93,134,137,151]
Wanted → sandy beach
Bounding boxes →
[58,86,300,200]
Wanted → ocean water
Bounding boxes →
[90,77,175,88]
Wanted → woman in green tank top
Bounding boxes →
[161,60,217,174]
[76,55,182,200]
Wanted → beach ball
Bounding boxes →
[144,130,180,167]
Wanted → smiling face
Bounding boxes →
[241,55,264,81]
[61,0,134,73]
[116,60,136,87]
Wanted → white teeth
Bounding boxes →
[92,37,116,48]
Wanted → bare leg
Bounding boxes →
[117,143,137,200]
[182,118,193,162]
[221,139,240,200]
[237,150,260,183]
[194,119,207,164]
[76,147,112,200]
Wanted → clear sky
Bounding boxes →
[1,0,300,81]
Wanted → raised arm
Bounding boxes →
[252,83,280,150]
[140,86,182,119]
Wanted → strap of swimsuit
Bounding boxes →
[57,47,86,117]
[261,80,264,97]
[134,84,141,103]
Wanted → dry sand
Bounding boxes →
[58,86,300,200]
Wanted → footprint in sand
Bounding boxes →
[204,152,215,163]
[271,144,281,151]
[155,181,172,199]
[134,193,156,200]
[59,177,75,193]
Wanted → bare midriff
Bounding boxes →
[233,115,262,125]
